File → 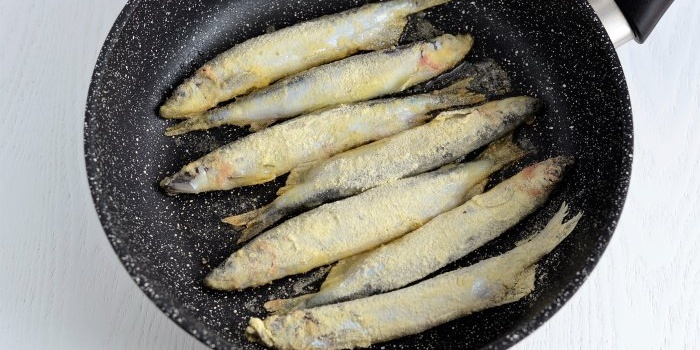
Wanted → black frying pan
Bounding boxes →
[84,0,670,349]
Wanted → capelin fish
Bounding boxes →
[246,203,583,350]
[225,96,540,240]
[164,34,473,135]
[160,63,513,194]
[264,157,572,313]
[160,0,455,119]
[203,138,526,291]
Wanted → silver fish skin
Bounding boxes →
[164,34,473,135]
[160,75,496,195]
[264,157,572,312]
[226,96,540,241]
[246,203,583,350]
[203,138,525,291]
[160,0,455,119]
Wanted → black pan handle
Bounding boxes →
[615,0,674,43]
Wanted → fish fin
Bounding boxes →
[464,180,488,200]
[221,71,258,95]
[236,208,288,243]
[256,173,279,184]
[249,120,275,132]
[319,252,369,291]
[498,265,537,305]
[165,107,247,135]
[165,117,204,136]
[222,203,273,228]
[407,60,511,97]
[279,161,319,195]
[264,293,317,314]
[276,184,294,196]
[164,109,230,136]
[236,225,267,243]
[515,202,583,248]
[511,203,583,267]
[478,134,530,171]
[233,171,278,187]
[246,318,274,348]
[433,82,486,110]
[435,77,476,94]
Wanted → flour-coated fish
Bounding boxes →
[161,73,504,194]
[165,34,473,135]
[247,203,582,350]
[225,96,540,240]
[265,157,572,312]
[160,0,455,119]
[203,138,526,291]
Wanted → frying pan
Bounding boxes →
[84,0,671,349]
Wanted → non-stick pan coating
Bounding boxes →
[84,0,632,349]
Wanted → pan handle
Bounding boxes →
[587,0,673,46]
[615,0,674,43]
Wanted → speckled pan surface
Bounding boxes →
[84,0,631,349]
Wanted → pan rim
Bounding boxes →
[83,0,633,349]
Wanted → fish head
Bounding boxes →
[516,156,574,198]
[160,74,219,119]
[160,164,219,195]
[160,156,267,195]
[416,34,474,74]
[474,96,541,125]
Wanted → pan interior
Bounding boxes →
[84,0,631,349]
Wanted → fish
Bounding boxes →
[264,157,572,313]
[160,0,455,119]
[164,34,473,135]
[160,61,512,195]
[246,203,583,350]
[203,138,526,291]
[224,96,540,241]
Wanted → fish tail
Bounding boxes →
[409,0,454,12]
[514,202,583,264]
[435,60,511,97]
[223,204,287,243]
[223,204,273,227]
[415,60,511,100]
[278,160,318,195]
[165,115,212,136]
[467,60,512,96]
[164,107,238,136]
[433,79,486,108]
[237,212,285,243]
[264,294,317,314]
[249,120,275,132]
[435,77,474,94]
[478,134,530,171]
[246,318,274,347]
[465,180,488,199]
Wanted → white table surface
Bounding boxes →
[1,1,698,349]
